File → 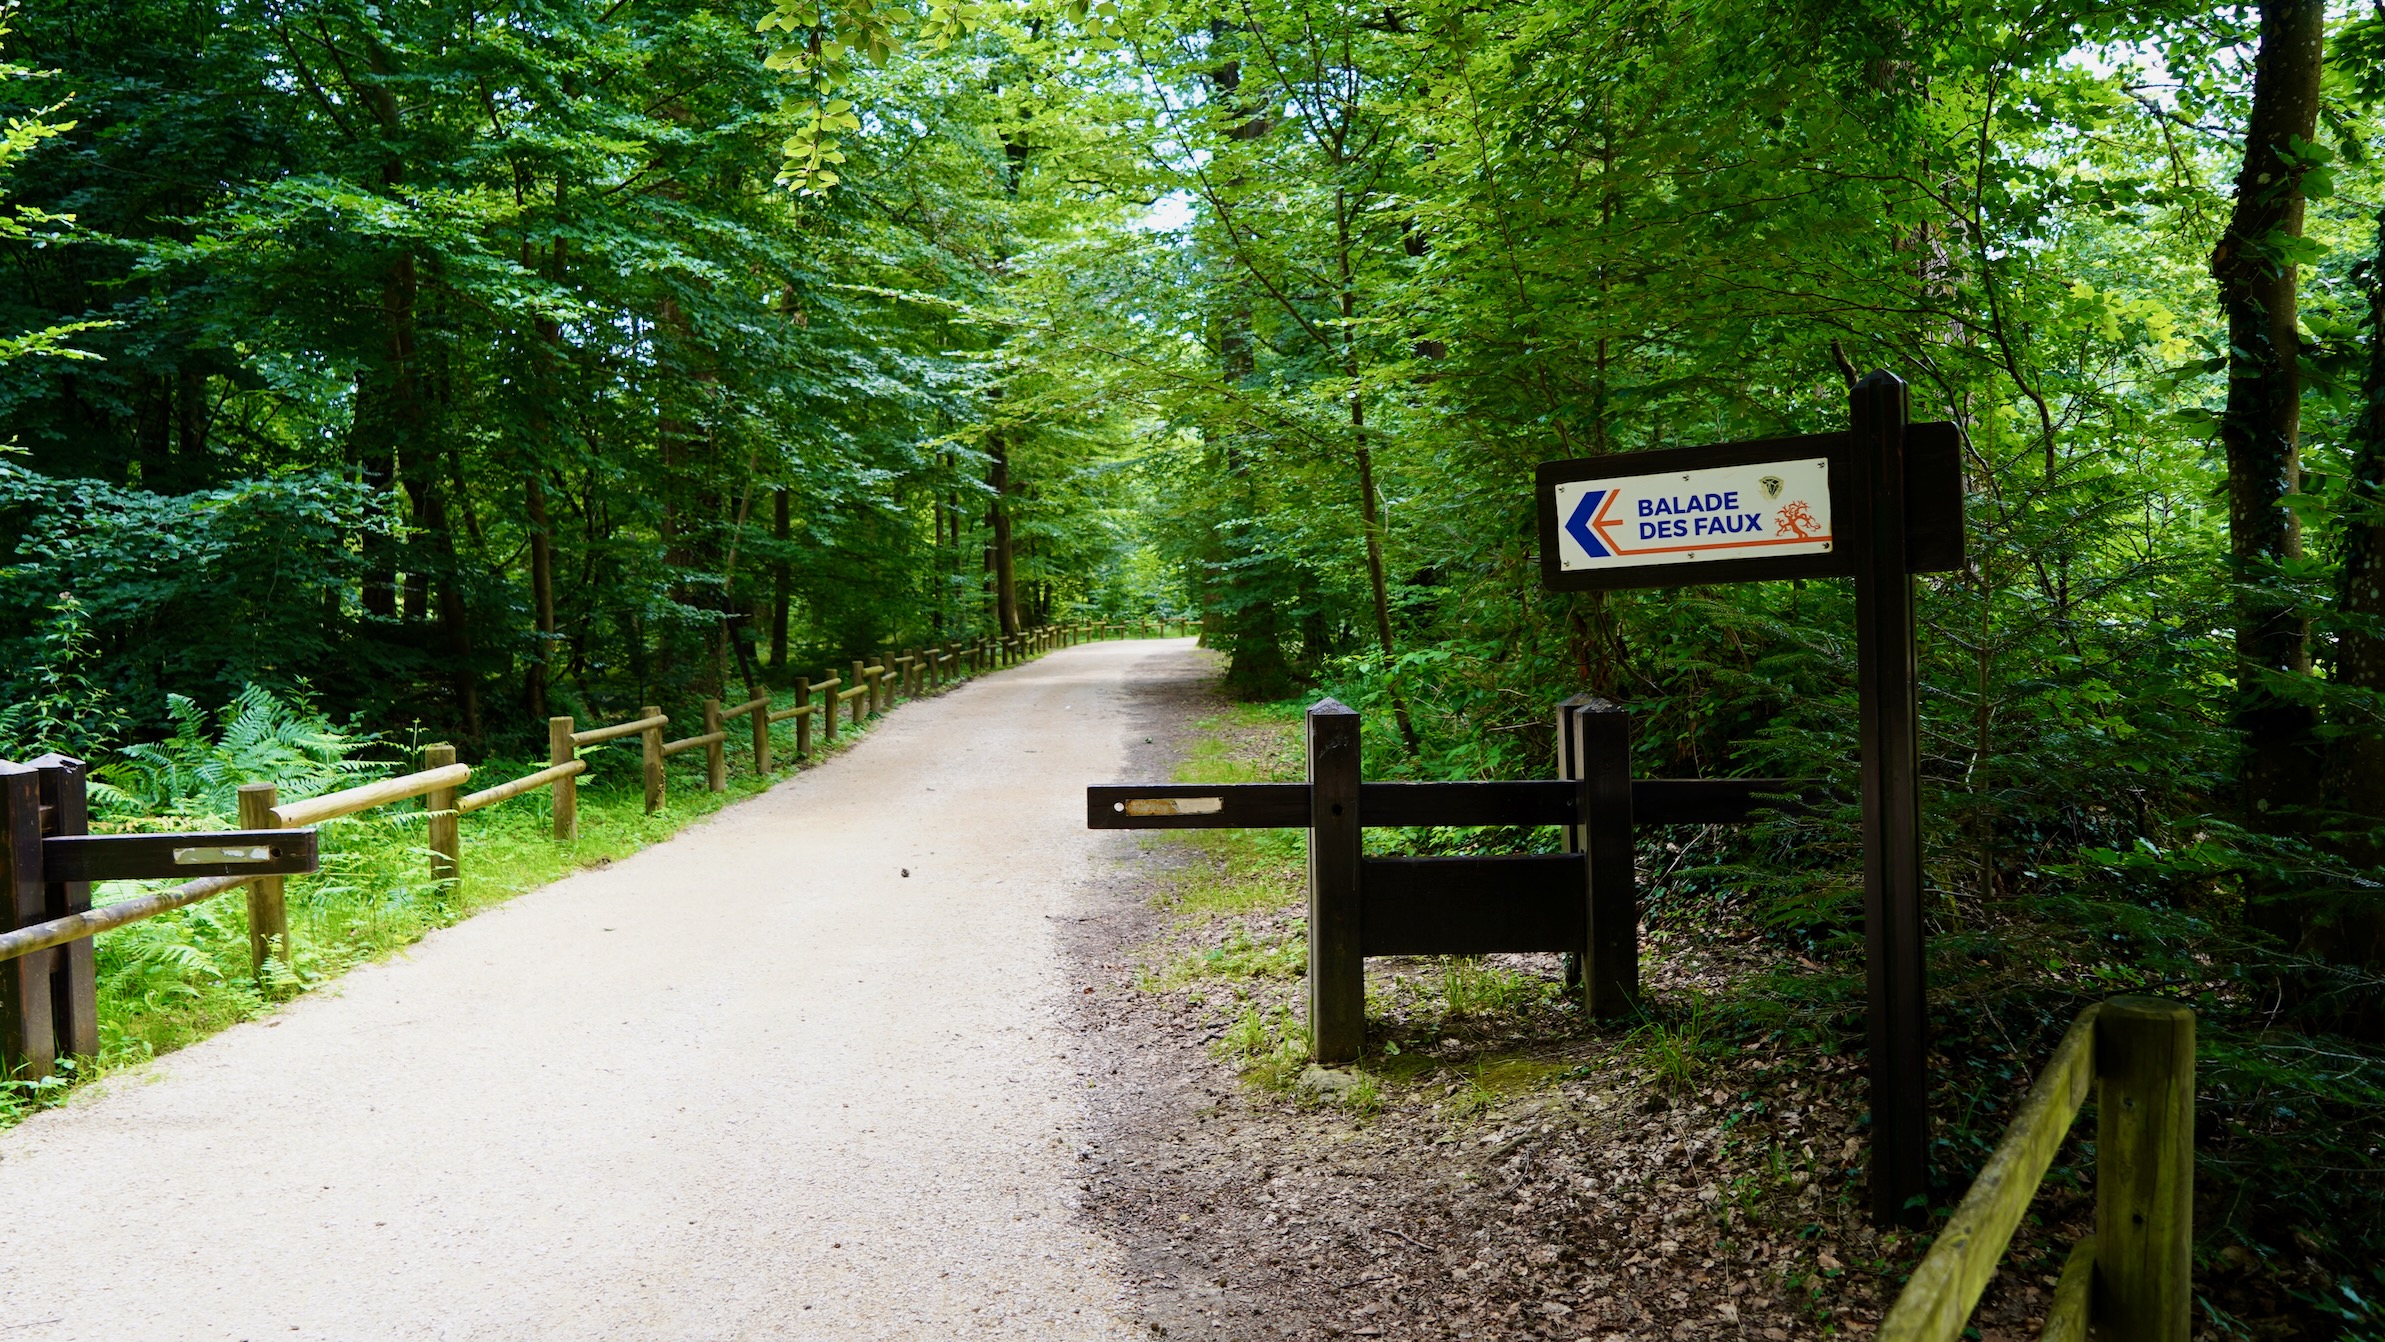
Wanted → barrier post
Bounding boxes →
[1307,699,1363,1064]
[2095,997,2196,1342]
[851,660,867,724]
[0,763,52,1078]
[641,705,665,813]
[751,693,772,776]
[549,716,578,840]
[425,743,461,884]
[703,698,727,792]
[1570,701,1637,1017]
[798,677,817,752]
[237,782,289,982]
[29,755,96,1062]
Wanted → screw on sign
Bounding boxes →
[1537,371,1965,1225]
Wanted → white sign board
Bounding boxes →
[1550,457,1834,573]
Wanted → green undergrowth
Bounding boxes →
[0,679,910,1124]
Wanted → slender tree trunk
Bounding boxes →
[2322,206,2385,984]
[526,469,555,720]
[988,432,1020,637]
[1338,190,1419,751]
[2211,0,2325,942]
[772,488,791,668]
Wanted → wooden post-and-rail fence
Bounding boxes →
[1877,997,2195,1342]
[0,618,1181,1079]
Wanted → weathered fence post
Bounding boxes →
[641,704,665,813]
[851,660,867,724]
[797,676,817,752]
[750,693,772,776]
[1307,699,1364,1064]
[702,698,727,792]
[30,755,96,1063]
[817,674,836,744]
[1569,701,1637,1017]
[425,743,461,884]
[2095,997,2196,1342]
[0,763,51,1078]
[237,781,289,982]
[549,716,578,840]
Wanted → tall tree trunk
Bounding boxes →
[526,469,555,720]
[988,432,1020,637]
[175,368,207,478]
[2211,0,2326,943]
[772,488,791,669]
[1338,190,1420,752]
[2322,206,2385,983]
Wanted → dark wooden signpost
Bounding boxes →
[1088,372,1961,1225]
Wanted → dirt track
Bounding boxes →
[0,638,1208,1341]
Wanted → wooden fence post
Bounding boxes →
[549,716,578,840]
[0,763,52,1079]
[30,755,96,1062]
[818,674,836,744]
[703,698,727,792]
[1554,693,1591,995]
[750,694,772,776]
[2095,996,2195,1342]
[641,704,665,813]
[798,677,817,752]
[1569,701,1638,1018]
[1307,699,1364,1064]
[851,660,867,723]
[425,743,460,885]
[237,782,289,983]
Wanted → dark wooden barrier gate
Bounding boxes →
[1088,697,1795,1060]
[0,756,316,1079]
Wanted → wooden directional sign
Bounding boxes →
[1537,424,1965,591]
[1536,373,1961,1227]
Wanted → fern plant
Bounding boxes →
[93,684,386,823]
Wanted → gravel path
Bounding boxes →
[0,638,1202,1341]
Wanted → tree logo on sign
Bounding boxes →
[1775,500,1822,539]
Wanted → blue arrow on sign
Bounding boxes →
[1565,489,1612,559]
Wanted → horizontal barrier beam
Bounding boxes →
[572,714,667,747]
[721,696,769,719]
[41,830,318,882]
[1087,778,1805,830]
[660,730,727,758]
[0,874,250,966]
[458,759,586,814]
[1358,854,1584,955]
[767,704,815,723]
[274,764,473,827]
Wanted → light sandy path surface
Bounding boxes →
[0,639,1201,1341]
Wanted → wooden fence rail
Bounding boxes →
[0,616,1180,1078]
[1877,996,2194,1342]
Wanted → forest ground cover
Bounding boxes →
[1074,700,2360,1341]
[3,678,900,1126]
